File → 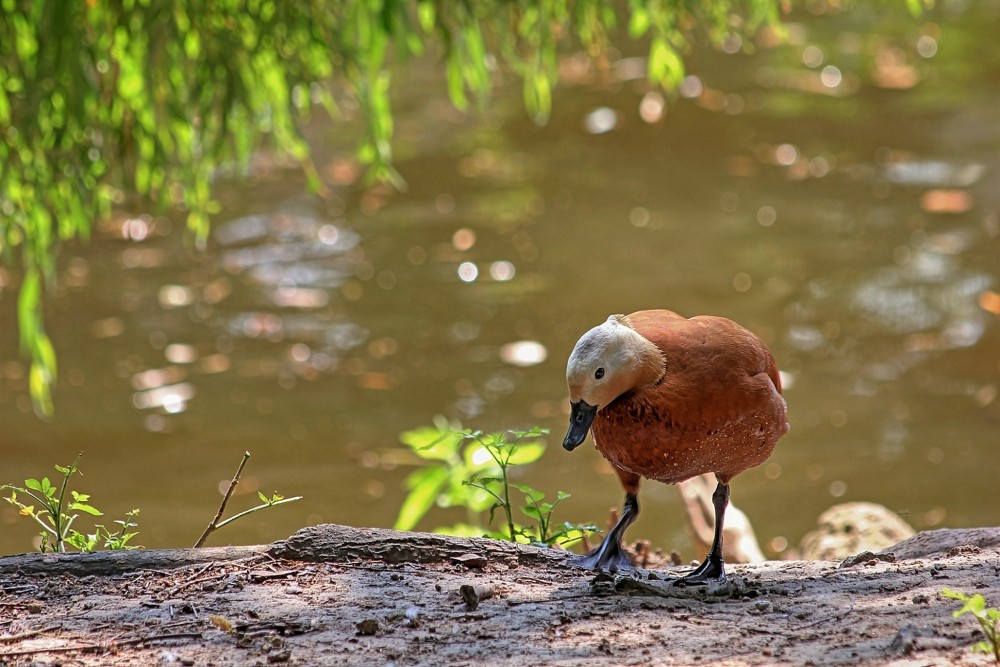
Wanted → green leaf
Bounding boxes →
[29,365,54,417]
[511,482,544,503]
[505,443,545,466]
[417,0,435,32]
[17,269,41,353]
[957,594,987,618]
[972,640,993,654]
[520,505,542,521]
[649,37,684,88]
[446,53,469,111]
[0,86,9,124]
[400,426,462,461]
[70,502,103,517]
[394,466,449,531]
[511,427,549,439]
[628,7,650,38]
[35,333,57,378]
[463,443,498,471]
[24,479,42,492]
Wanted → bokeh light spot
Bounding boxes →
[500,340,547,367]
[775,144,799,166]
[457,261,478,282]
[821,65,842,88]
[584,107,618,134]
[639,92,665,123]
[802,45,824,68]
[489,261,516,281]
[452,227,476,251]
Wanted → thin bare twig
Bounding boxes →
[115,632,205,648]
[194,451,251,548]
[0,631,204,658]
[161,570,230,599]
[0,624,62,644]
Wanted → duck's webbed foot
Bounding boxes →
[569,492,639,573]
[570,542,634,572]
[673,552,726,586]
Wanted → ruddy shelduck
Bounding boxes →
[563,310,788,584]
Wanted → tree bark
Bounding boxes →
[0,544,268,576]
[270,524,571,566]
[0,524,569,576]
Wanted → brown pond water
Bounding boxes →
[2,5,998,556]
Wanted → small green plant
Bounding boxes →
[3,451,300,552]
[1,453,139,553]
[64,509,143,553]
[942,588,1000,662]
[393,418,595,546]
[96,508,142,550]
[514,485,588,546]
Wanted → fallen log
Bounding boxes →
[0,524,569,577]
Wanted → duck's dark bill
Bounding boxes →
[563,400,597,451]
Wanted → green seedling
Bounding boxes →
[1,453,138,553]
[462,427,549,542]
[942,588,1000,662]
[393,418,595,546]
[514,484,597,547]
[64,508,142,553]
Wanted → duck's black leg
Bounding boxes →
[675,481,729,586]
[570,492,639,572]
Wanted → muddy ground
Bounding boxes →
[1,525,999,666]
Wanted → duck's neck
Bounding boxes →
[616,316,665,389]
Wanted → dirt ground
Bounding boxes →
[1,525,998,666]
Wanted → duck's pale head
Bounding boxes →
[563,314,665,451]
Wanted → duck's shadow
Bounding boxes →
[585,568,754,602]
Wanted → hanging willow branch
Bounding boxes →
[0,0,804,414]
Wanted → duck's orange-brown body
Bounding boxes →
[592,310,787,486]
[563,309,787,578]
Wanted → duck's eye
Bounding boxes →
[595,367,605,380]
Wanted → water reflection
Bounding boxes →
[2,3,999,555]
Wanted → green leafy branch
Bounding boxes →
[942,588,1000,662]
[193,450,302,548]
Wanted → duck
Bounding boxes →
[563,310,788,584]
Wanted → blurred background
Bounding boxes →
[1,1,997,557]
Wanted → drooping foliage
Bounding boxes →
[0,0,787,414]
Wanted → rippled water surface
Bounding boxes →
[2,5,998,555]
